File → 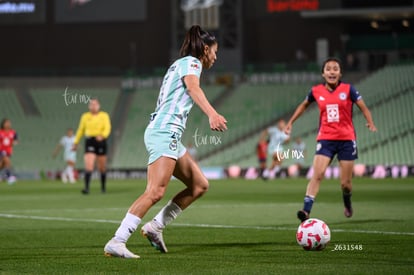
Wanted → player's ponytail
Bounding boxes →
[179,25,217,58]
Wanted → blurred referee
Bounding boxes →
[73,98,111,194]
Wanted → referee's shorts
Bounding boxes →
[85,137,107,156]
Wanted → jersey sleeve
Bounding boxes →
[350,85,362,102]
[101,112,111,139]
[74,113,86,144]
[180,57,202,79]
[282,131,290,140]
[306,89,315,103]
[59,136,65,146]
[267,127,277,136]
[13,132,18,141]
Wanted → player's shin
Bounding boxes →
[152,200,183,230]
[114,213,142,243]
[303,195,315,214]
[100,172,106,193]
[84,171,92,191]
[342,187,352,214]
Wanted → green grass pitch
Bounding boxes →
[0,178,413,274]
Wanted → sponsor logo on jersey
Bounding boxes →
[326,104,339,122]
[190,63,200,70]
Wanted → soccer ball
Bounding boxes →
[296,218,331,251]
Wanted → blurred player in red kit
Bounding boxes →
[257,138,268,179]
[0,118,18,184]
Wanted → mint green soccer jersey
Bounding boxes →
[147,56,203,133]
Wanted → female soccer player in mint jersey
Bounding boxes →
[104,25,227,258]
[285,58,377,222]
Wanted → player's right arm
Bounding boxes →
[259,128,269,142]
[73,114,86,150]
[52,140,62,158]
[285,99,311,135]
[184,75,227,132]
[355,99,377,132]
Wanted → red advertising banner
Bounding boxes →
[267,0,319,12]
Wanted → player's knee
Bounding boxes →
[341,179,352,192]
[313,172,324,183]
[194,177,209,197]
[148,189,165,204]
[4,157,10,166]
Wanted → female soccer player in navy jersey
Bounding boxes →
[285,58,377,222]
[104,25,227,258]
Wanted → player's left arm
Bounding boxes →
[100,112,111,140]
[73,114,86,150]
[52,144,62,158]
[12,132,18,146]
[184,75,227,132]
[259,129,269,142]
[355,99,377,132]
[351,86,377,132]
[282,134,290,145]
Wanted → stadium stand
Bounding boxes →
[110,88,159,168]
[111,85,226,168]
[183,83,310,158]
[2,64,414,175]
[199,64,414,167]
[7,84,119,173]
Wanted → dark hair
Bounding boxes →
[1,118,10,129]
[179,25,217,58]
[321,57,343,73]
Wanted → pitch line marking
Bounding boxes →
[0,213,413,236]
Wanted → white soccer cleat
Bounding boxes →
[104,238,140,259]
[141,222,168,253]
[7,176,16,185]
[61,173,68,184]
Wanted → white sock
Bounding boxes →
[114,213,141,243]
[263,169,270,178]
[269,166,280,178]
[271,166,281,174]
[153,200,182,230]
[67,166,75,183]
[61,169,68,183]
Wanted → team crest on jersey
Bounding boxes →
[169,139,178,151]
[339,92,347,100]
